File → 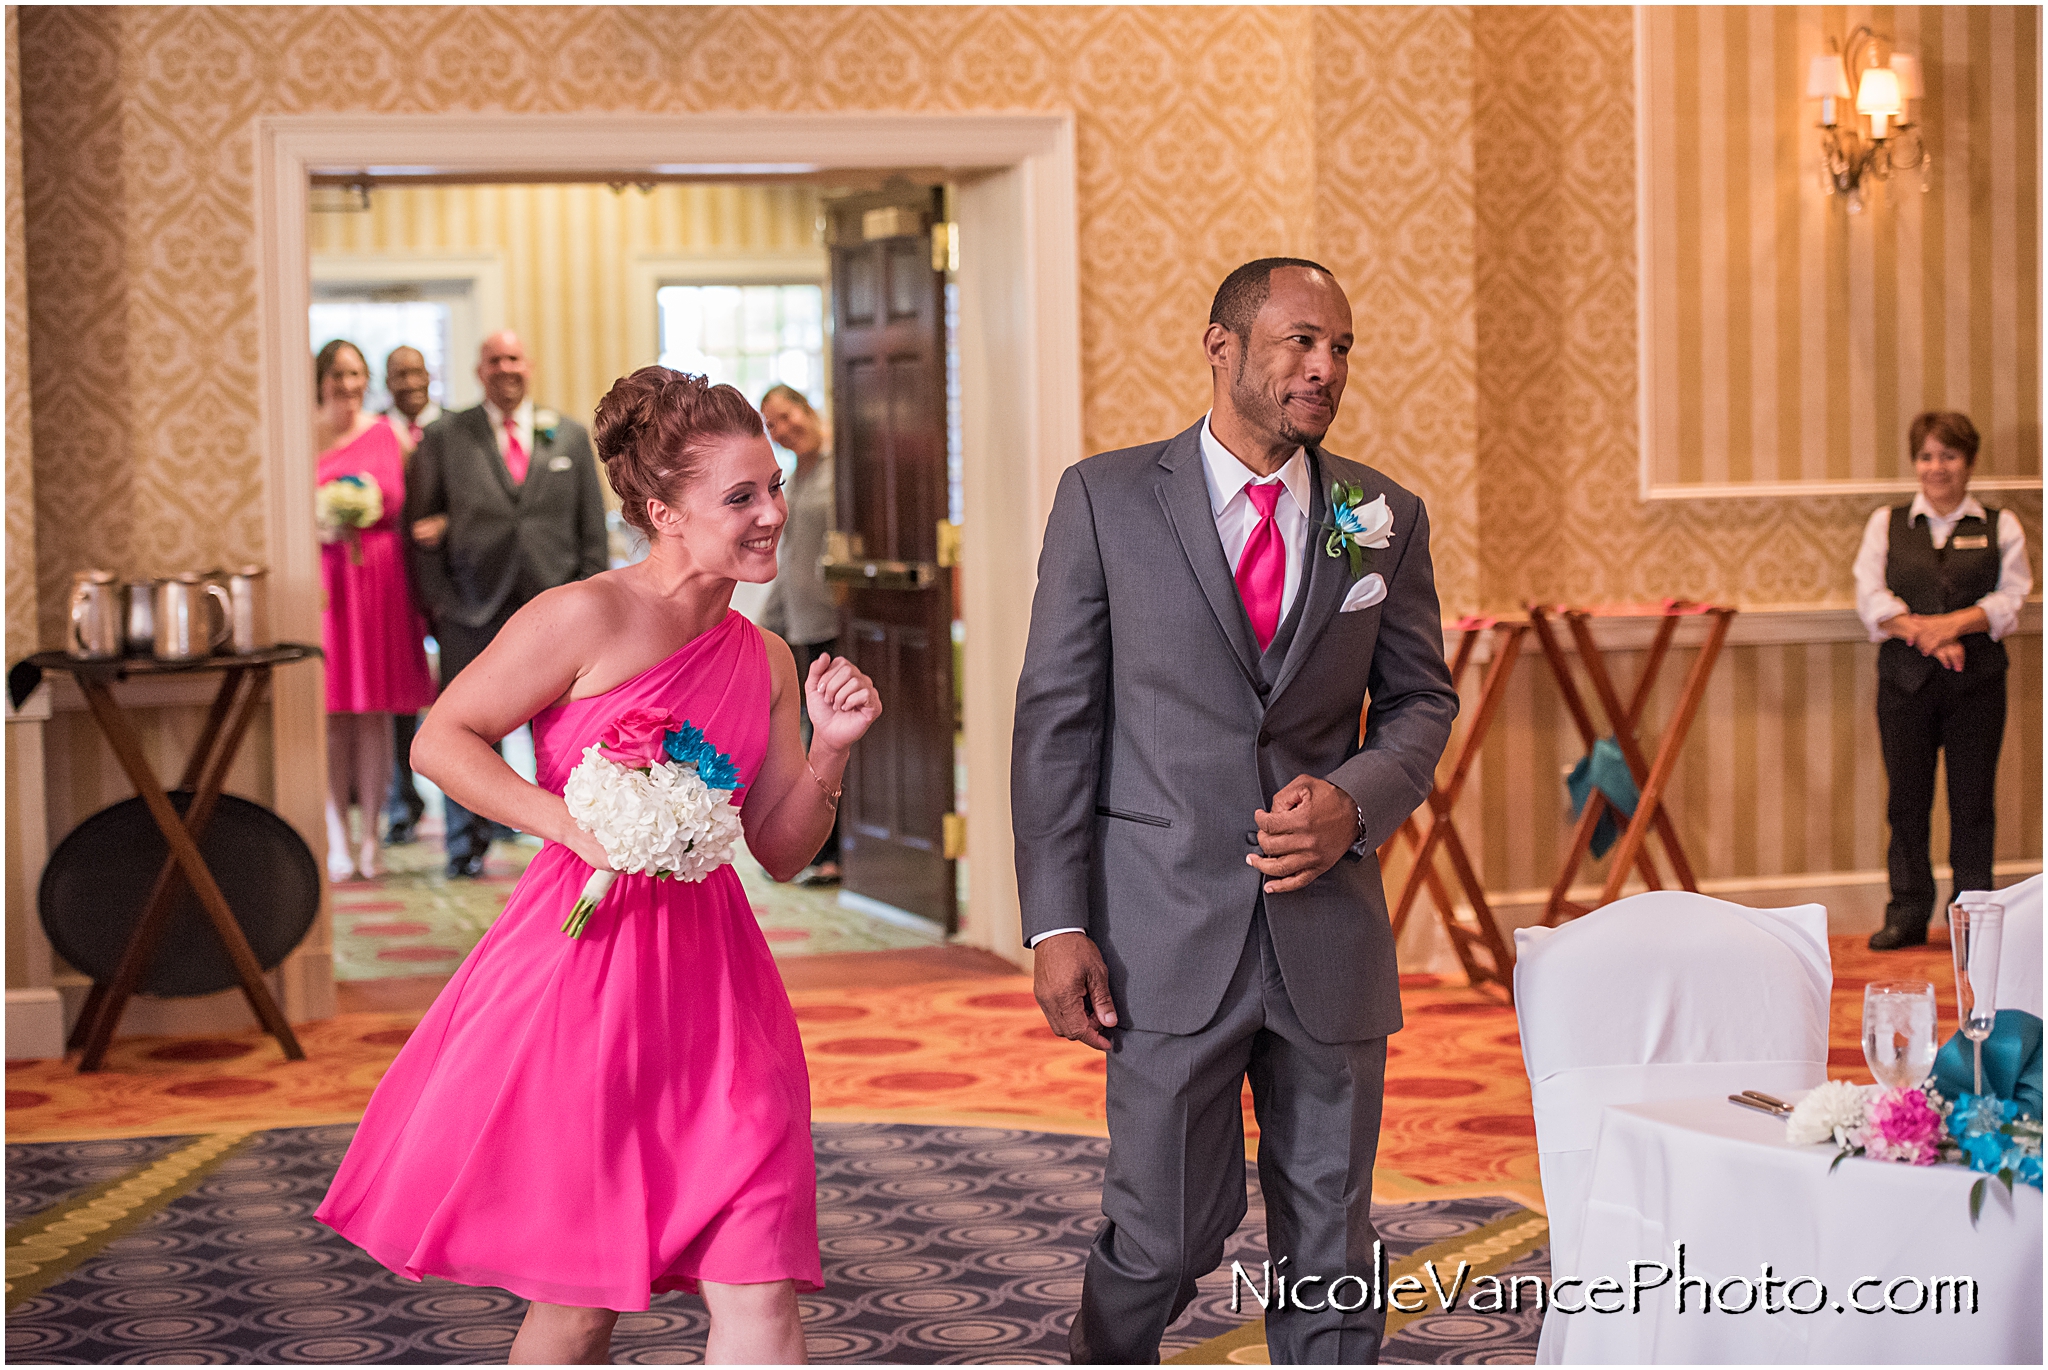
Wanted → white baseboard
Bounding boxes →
[1395,860,2045,978]
[5,988,67,1060]
[50,946,338,1042]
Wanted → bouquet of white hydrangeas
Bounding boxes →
[558,707,746,938]
[316,474,383,565]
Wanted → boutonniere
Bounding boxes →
[534,408,561,444]
[1322,482,1393,578]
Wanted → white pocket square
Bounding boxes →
[1339,573,1387,613]
[548,454,573,473]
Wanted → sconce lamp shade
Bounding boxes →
[1889,52,1924,101]
[1807,54,1853,99]
[1856,65,1903,117]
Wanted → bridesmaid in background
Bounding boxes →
[314,339,437,881]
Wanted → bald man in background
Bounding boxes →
[402,330,608,877]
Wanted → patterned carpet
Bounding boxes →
[4,929,1952,1363]
[330,834,936,980]
[5,1122,1545,1365]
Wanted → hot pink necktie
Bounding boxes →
[503,415,529,484]
[1234,482,1286,651]
[408,421,423,446]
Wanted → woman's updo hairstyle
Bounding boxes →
[593,366,766,537]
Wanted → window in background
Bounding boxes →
[309,296,454,416]
[656,283,827,429]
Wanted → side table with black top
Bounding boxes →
[17,645,321,1072]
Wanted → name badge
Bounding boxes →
[1951,534,1990,550]
[548,454,573,473]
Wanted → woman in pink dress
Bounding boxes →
[316,367,879,1364]
[315,339,438,882]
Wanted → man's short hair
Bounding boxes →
[1209,257,1337,342]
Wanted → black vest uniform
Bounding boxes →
[1878,505,2007,692]
[1874,503,2007,916]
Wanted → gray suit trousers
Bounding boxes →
[1074,905,1388,1365]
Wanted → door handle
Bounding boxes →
[820,558,939,591]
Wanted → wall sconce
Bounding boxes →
[1807,25,1930,212]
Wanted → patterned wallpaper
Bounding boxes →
[311,182,823,437]
[7,6,2040,916]
[1469,6,2040,611]
[5,7,35,665]
[1641,6,2041,488]
[17,5,1491,640]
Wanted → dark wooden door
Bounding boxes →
[826,188,956,931]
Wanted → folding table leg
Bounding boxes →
[1596,609,1735,905]
[1566,611,1698,892]
[75,669,269,1070]
[73,675,304,1072]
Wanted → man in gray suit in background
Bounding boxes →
[1012,260,1458,1363]
[404,330,608,878]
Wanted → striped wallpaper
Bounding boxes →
[309,182,823,432]
[1436,621,2043,903]
[1639,6,2042,492]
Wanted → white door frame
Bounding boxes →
[256,112,1080,979]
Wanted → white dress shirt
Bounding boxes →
[1853,492,2032,642]
[482,398,535,465]
[1028,416,1310,951]
[1200,413,1310,626]
[383,401,442,447]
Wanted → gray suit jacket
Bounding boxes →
[1011,422,1458,1043]
[403,405,609,630]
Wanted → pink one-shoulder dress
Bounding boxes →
[315,612,821,1308]
[318,422,435,715]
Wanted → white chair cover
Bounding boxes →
[1956,874,2043,1018]
[1513,891,1832,1363]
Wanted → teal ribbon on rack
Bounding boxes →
[1566,736,1640,859]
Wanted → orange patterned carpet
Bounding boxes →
[6,934,1947,1216]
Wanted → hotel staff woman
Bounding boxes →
[1853,411,2033,950]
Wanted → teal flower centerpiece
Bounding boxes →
[1323,481,1393,579]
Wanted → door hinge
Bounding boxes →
[931,220,958,274]
[942,812,967,860]
[935,520,962,569]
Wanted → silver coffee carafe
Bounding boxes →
[225,565,271,653]
[153,572,232,661]
[67,569,123,660]
[123,579,157,656]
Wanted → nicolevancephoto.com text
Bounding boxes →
[1232,1243,1984,1319]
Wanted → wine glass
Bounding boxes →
[1862,981,1938,1090]
[1948,898,2004,1095]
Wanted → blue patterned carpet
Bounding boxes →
[7,1123,1541,1363]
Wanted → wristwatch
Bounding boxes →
[1347,797,1371,857]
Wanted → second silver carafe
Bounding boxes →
[154,573,232,661]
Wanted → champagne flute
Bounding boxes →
[1948,898,2004,1095]
[1862,981,1937,1090]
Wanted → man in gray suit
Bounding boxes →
[404,329,608,878]
[1013,260,1458,1363]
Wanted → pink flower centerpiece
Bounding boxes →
[1858,1086,1946,1166]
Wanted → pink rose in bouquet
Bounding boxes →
[598,707,677,767]
[1859,1086,1945,1165]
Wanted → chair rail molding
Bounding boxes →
[256,110,1082,973]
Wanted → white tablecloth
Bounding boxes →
[1554,1095,2042,1364]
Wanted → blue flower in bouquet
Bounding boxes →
[663,720,744,793]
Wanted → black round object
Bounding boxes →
[39,793,321,998]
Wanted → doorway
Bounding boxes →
[257,113,1078,1003]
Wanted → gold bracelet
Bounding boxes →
[808,761,842,809]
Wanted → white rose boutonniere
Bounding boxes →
[1323,482,1394,578]
[535,408,562,444]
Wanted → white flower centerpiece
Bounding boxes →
[559,706,746,938]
